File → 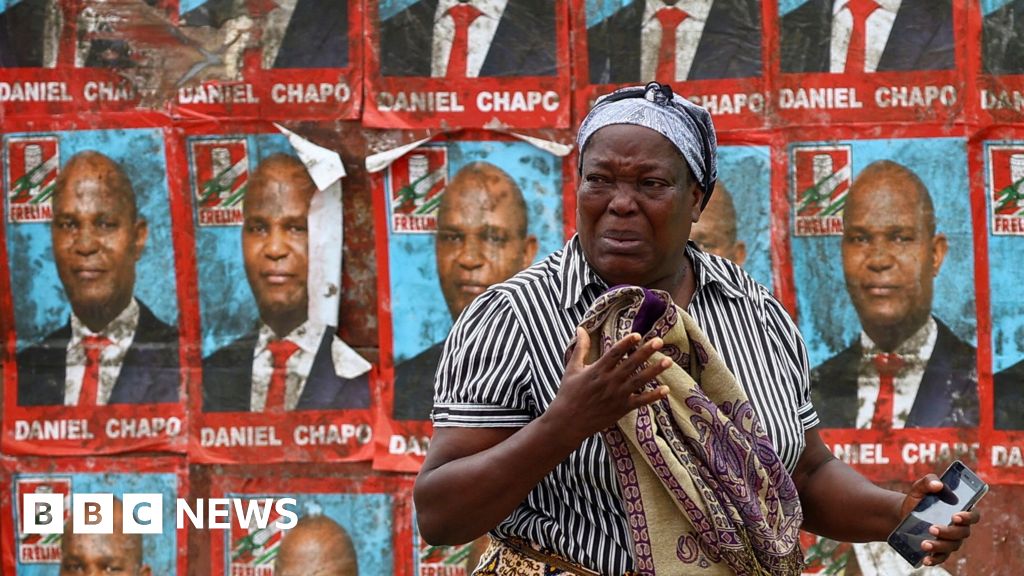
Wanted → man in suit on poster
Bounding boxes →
[16,151,180,407]
[780,0,954,74]
[811,159,978,428]
[61,497,153,576]
[689,181,746,266]
[586,0,762,85]
[274,514,359,576]
[982,0,1024,75]
[378,0,557,77]
[0,0,59,67]
[202,154,371,413]
[392,162,537,421]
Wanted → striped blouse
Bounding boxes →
[433,235,819,575]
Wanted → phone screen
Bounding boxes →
[888,461,988,567]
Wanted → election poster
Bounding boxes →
[976,0,1024,124]
[1,124,188,456]
[786,130,981,482]
[363,0,572,129]
[370,133,570,471]
[573,0,769,133]
[0,0,80,117]
[772,0,967,126]
[0,456,186,575]
[208,471,413,576]
[173,123,376,463]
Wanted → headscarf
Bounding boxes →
[577,82,718,208]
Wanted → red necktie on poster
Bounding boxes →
[871,352,904,429]
[844,0,880,73]
[265,339,300,413]
[78,335,112,406]
[445,3,484,78]
[656,6,689,82]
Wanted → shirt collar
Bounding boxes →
[833,0,901,16]
[558,235,746,309]
[256,318,325,356]
[70,298,140,347]
[686,241,746,300]
[436,0,507,21]
[643,0,714,23]
[558,235,608,309]
[859,315,937,360]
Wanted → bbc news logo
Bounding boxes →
[21,493,299,535]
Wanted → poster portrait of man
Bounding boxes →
[6,131,181,409]
[779,0,955,74]
[9,468,179,575]
[982,0,1024,76]
[377,0,557,77]
[385,141,564,422]
[199,149,370,413]
[0,0,60,68]
[986,140,1024,430]
[791,139,978,430]
[179,0,350,70]
[688,145,772,289]
[585,0,762,85]
[217,490,392,576]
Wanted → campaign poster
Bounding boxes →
[788,134,980,481]
[208,473,412,576]
[177,124,375,463]
[977,0,1024,123]
[695,142,774,290]
[363,0,572,129]
[981,137,1024,484]
[573,0,768,132]
[1,126,188,456]
[371,134,569,471]
[773,0,966,126]
[0,0,79,117]
[172,0,363,119]
[0,457,185,575]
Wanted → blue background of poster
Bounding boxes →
[718,145,773,290]
[386,140,564,364]
[790,137,976,368]
[192,133,294,357]
[224,492,393,576]
[4,129,178,351]
[12,472,178,575]
[984,140,1024,373]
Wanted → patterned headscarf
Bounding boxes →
[577,83,718,208]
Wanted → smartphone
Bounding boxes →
[887,460,988,568]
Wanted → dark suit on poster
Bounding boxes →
[179,0,348,68]
[810,318,978,428]
[378,0,557,77]
[995,359,1024,429]
[0,0,52,67]
[779,0,954,73]
[982,0,1024,75]
[202,329,370,412]
[586,0,762,84]
[16,302,180,406]
[393,342,444,421]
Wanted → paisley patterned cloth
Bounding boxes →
[471,536,610,576]
[569,285,805,576]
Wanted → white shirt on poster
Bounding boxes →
[855,316,936,429]
[430,0,509,77]
[829,0,902,73]
[64,298,139,406]
[640,0,714,82]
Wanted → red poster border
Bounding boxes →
[0,117,190,457]
[0,455,188,576]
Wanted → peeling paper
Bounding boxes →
[274,124,347,333]
[365,135,435,174]
[507,132,575,157]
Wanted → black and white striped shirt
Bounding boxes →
[433,236,819,575]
